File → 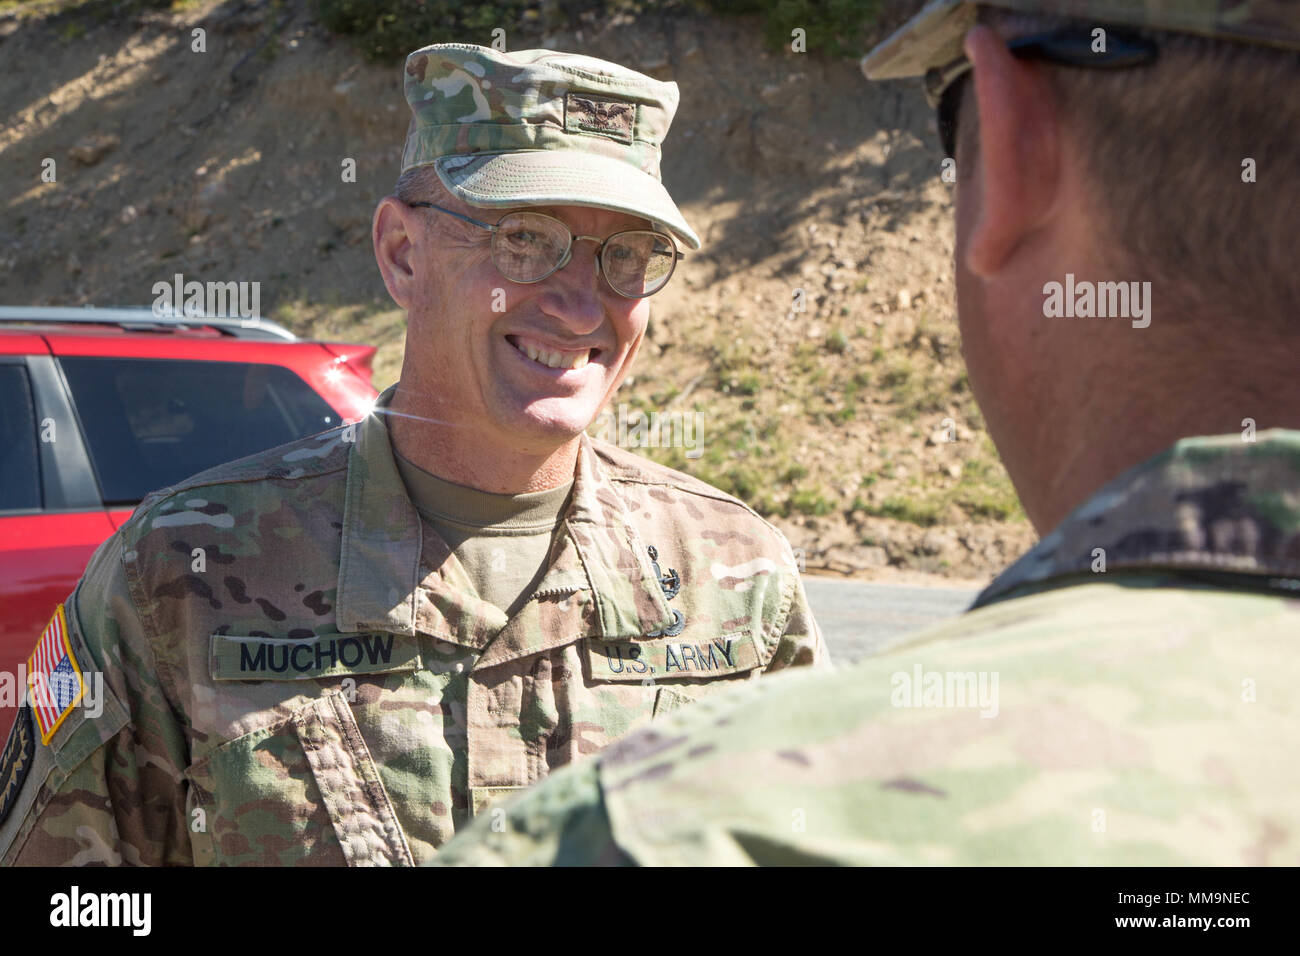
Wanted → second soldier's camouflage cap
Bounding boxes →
[402,43,700,250]
[862,0,1300,80]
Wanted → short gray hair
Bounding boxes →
[394,165,448,206]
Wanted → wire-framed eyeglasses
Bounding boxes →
[406,202,682,299]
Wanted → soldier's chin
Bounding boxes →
[512,398,597,446]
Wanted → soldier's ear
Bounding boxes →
[373,196,421,310]
[961,24,1064,278]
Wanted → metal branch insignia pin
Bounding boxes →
[645,544,685,637]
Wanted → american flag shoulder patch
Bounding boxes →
[27,604,86,745]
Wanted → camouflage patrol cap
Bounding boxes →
[402,43,701,250]
[862,0,1300,79]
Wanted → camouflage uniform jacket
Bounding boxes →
[0,404,824,866]
[432,431,1300,865]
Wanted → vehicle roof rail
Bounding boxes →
[0,306,299,342]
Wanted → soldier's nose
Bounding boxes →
[540,242,606,334]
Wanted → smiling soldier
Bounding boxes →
[0,44,824,866]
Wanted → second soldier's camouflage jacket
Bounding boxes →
[431,430,1300,866]
[0,401,824,866]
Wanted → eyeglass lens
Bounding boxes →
[490,213,676,297]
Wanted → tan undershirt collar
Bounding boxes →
[392,449,573,532]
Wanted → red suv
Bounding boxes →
[0,307,379,736]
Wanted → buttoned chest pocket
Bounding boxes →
[187,632,423,866]
[185,691,413,866]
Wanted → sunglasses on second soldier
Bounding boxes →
[927,27,1159,158]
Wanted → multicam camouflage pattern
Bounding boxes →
[975,429,1300,607]
[403,45,676,178]
[0,394,823,866]
[432,431,1300,866]
[402,44,700,249]
[862,0,1300,80]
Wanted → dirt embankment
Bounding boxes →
[0,1,1035,585]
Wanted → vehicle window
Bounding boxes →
[0,366,41,511]
[60,357,342,505]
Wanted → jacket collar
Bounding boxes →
[975,430,1300,608]
[335,389,675,642]
[562,433,677,639]
[335,388,423,635]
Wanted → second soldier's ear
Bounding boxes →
[373,196,421,311]
[961,24,1064,278]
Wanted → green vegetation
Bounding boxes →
[3,0,171,17]
[877,352,962,422]
[856,436,1025,528]
[316,0,563,61]
[314,0,882,63]
[868,494,944,527]
[699,0,881,57]
[733,372,763,396]
[950,453,1023,522]
[786,486,833,517]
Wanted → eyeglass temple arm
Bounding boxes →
[409,200,686,260]
[405,202,498,231]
